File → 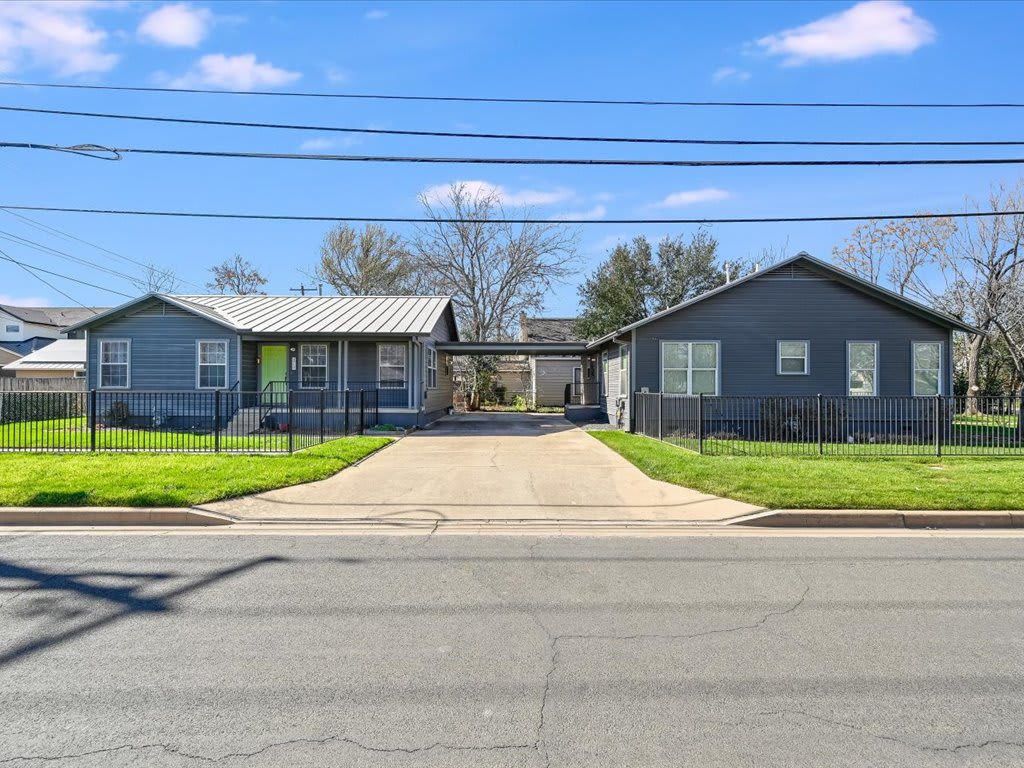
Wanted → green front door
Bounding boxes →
[260,344,288,391]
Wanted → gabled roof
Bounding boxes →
[521,317,582,344]
[0,337,56,357]
[0,304,107,328]
[2,339,85,371]
[64,293,459,338]
[585,252,982,348]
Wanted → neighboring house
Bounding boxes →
[453,357,532,404]
[519,315,583,407]
[0,304,105,375]
[2,339,87,378]
[64,294,459,429]
[580,252,979,431]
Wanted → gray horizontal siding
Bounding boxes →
[532,357,580,406]
[424,312,455,420]
[633,273,953,398]
[88,299,239,391]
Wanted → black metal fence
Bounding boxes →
[633,392,1024,456]
[0,388,381,453]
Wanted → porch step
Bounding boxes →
[225,406,267,436]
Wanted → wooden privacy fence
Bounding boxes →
[632,392,1024,457]
[0,377,86,392]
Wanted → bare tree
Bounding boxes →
[413,182,578,341]
[312,223,420,295]
[138,263,181,293]
[206,254,268,295]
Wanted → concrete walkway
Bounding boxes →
[203,412,762,523]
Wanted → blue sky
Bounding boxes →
[1,0,1023,315]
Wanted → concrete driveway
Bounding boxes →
[205,412,761,523]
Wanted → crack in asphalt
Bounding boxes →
[747,709,1024,755]
[0,734,537,765]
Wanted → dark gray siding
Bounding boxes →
[241,340,258,390]
[87,298,239,391]
[348,339,412,408]
[633,267,953,398]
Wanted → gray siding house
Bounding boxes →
[579,253,978,431]
[519,316,582,407]
[65,294,459,429]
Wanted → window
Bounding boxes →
[426,347,438,389]
[848,342,878,396]
[378,343,406,388]
[661,341,719,395]
[913,342,942,396]
[619,345,630,396]
[300,344,328,388]
[99,340,129,388]
[197,340,228,389]
[4,324,18,334]
[601,351,609,396]
[778,341,809,375]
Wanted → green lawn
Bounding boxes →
[590,430,1024,510]
[0,437,391,507]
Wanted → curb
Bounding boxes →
[737,510,1024,529]
[0,507,233,526]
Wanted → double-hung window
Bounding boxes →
[661,341,719,395]
[300,344,328,388]
[913,342,942,396]
[197,340,228,389]
[378,343,406,388]
[778,341,809,375]
[99,339,130,388]
[426,347,438,389]
[848,342,878,396]
[618,345,630,396]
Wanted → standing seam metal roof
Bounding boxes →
[170,295,453,335]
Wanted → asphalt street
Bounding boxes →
[2,531,1024,767]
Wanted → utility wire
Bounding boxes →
[0,203,1007,226]
[0,250,134,297]
[7,142,1024,168]
[0,228,149,287]
[3,104,1023,147]
[2,80,1023,109]
[0,208,201,290]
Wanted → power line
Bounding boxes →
[2,80,1024,109]
[0,203,1009,226]
[7,142,1024,168]
[0,228,148,287]
[0,248,92,309]
[0,251,134,297]
[0,208,202,290]
[3,104,1023,147]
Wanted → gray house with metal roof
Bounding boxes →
[65,293,459,428]
[578,252,979,431]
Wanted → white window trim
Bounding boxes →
[601,351,609,397]
[299,343,329,389]
[660,340,721,396]
[196,339,230,390]
[98,338,131,390]
[426,346,438,390]
[847,341,879,397]
[377,342,407,389]
[777,340,810,376]
[912,340,943,397]
[618,344,630,396]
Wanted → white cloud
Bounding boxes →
[0,293,49,307]
[170,53,300,90]
[712,66,751,83]
[550,205,606,221]
[0,1,118,76]
[138,3,213,47]
[299,136,359,151]
[420,180,575,207]
[756,0,935,66]
[364,9,388,20]
[299,138,335,151]
[652,188,731,208]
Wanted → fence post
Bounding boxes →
[214,390,221,453]
[89,389,97,452]
[359,389,366,433]
[816,394,823,455]
[344,389,350,436]
[287,389,295,453]
[934,393,942,457]
[657,393,663,441]
[697,392,705,455]
[319,387,325,444]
